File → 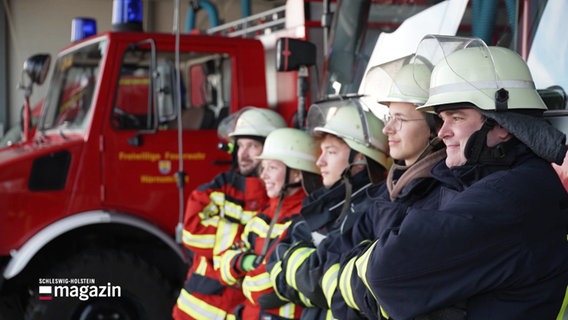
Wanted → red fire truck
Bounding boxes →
[1,0,567,319]
[0,1,318,318]
[0,0,361,317]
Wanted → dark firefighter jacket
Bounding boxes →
[357,142,568,320]
[269,170,375,320]
[327,148,446,320]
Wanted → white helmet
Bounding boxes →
[217,107,287,141]
[307,99,390,171]
[378,61,431,106]
[416,35,546,112]
[415,35,567,165]
[256,128,319,174]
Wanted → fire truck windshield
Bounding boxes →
[40,40,104,132]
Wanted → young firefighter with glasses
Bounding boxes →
[305,55,445,320]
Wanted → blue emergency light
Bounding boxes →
[71,18,97,42]
[112,0,143,31]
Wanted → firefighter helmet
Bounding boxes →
[256,128,319,174]
[218,107,287,141]
[379,61,431,106]
[417,36,547,112]
[308,99,390,170]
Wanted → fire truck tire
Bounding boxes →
[24,249,176,320]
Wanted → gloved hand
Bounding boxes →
[241,254,257,272]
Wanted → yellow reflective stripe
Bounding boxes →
[556,285,568,320]
[241,265,297,319]
[271,260,314,307]
[119,77,150,85]
[322,263,339,308]
[195,256,209,276]
[271,221,292,236]
[339,257,359,311]
[277,302,296,319]
[242,271,272,302]
[323,309,335,320]
[203,191,257,224]
[285,247,315,290]
[245,217,268,236]
[177,289,227,320]
[223,201,248,223]
[269,261,289,302]
[199,201,219,220]
[241,209,257,223]
[355,241,390,319]
[183,229,216,249]
[245,217,292,240]
[213,219,240,255]
[219,250,241,285]
[200,215,220,227]
[199,192,224,220]
[380,306,390,319]
[297,290,314,308]
[355,241,377,297]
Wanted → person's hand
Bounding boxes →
[241,254,257,272]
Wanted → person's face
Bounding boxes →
[237,137,264,176]
[316,134,350,188]
[259,159,287,198]
[383,102,431,166]
[437,108,484,167]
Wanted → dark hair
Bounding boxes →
[424,112,443,138]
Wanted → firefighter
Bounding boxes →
[320,55,445,320]
[172,107,286,320]
[268,101,390,320]
[216,127,320,320]
[356,35,568,319]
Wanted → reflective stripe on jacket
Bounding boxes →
[174,170,268,319]
[360,144,568,319]
[221,189,306,320]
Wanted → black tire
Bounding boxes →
[25,250,175,320]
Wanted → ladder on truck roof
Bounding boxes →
[206,5,286,38]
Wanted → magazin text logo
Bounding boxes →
[38,278,121,301]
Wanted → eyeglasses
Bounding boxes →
[382,114,425,130]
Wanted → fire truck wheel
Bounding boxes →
[24,249,176,320]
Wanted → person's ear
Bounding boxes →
[354,152,365,163]
[495,125,512,141]
[290,169,302,183]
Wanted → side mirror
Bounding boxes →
[156,59,176,123]
[276,38,316,71]
[23,54,51,85]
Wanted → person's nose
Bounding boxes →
[437,122,451,140]
[316,153,326,168]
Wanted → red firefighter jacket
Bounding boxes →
[219,188,306,320]
[173,170,268,320]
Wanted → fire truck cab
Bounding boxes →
[0,3,304,319]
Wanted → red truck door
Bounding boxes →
[100,47,232,232]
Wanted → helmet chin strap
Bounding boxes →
[464,89,512,164]
[464,118,496,165]
[335,150,366,224]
